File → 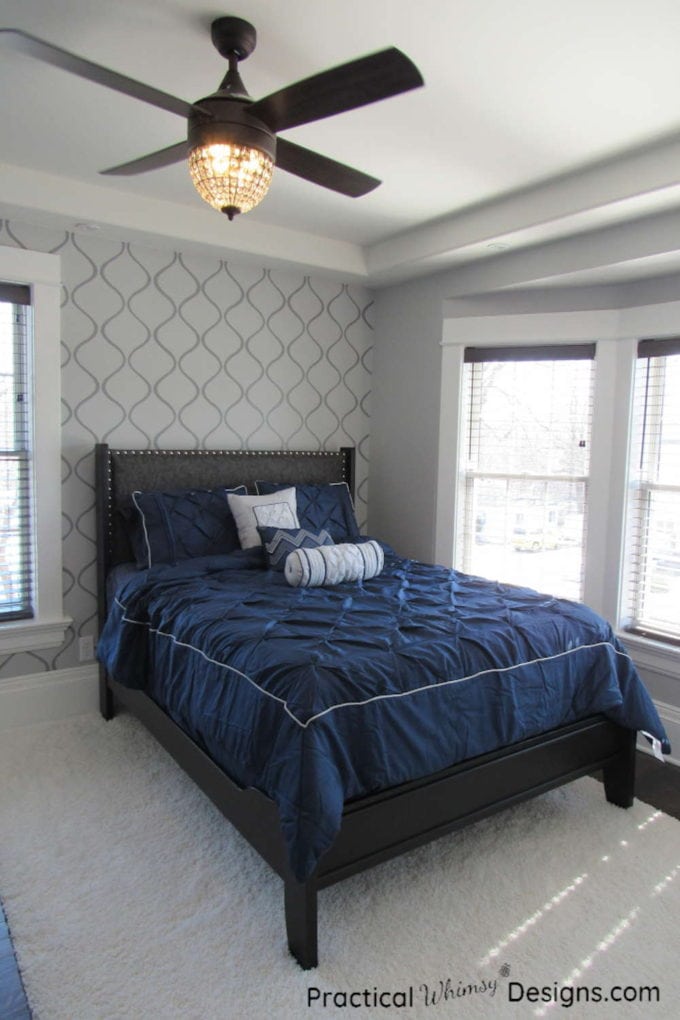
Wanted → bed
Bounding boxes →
[95,443,670,969]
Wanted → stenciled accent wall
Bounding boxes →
[0,218,373,679]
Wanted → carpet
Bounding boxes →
[0,713,678,1020]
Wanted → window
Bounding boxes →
[0,247,69,653]
[0,284,33,620]
[456,345,595,600]
[623,338,680,644]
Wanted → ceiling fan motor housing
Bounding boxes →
[188,95,277,162]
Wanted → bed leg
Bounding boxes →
[99,667,115,721]
[284,878,318,969]
[603,729,636,808]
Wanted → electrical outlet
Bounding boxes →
[78,635,94,662]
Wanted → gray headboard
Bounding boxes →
[94,444,355,628]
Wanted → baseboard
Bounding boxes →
[637,699,680,767]
[0,664,99,731]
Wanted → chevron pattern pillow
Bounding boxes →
[257,526,334,571]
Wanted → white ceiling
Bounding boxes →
[4,0,680,289]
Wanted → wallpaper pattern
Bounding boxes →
[0,218,373,678]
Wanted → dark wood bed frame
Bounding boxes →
[95,443,636,969]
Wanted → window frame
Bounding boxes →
[0,287,33,621]
[0,246,70,652]
[622,337,680,645]
[456,344,596,599]
[436,324,637,619]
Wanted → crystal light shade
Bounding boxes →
[188,142,274,220]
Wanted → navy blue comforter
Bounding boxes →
[98,547,670,879]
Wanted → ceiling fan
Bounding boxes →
[1,16,424,220]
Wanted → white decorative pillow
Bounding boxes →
[285,540,384,588]
[227,488,299,549]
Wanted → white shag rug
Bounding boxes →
[0,713,678,1020]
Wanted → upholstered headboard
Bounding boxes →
[94,444,354,628]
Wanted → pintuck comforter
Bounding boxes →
[98,545,670,880]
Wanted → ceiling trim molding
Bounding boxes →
[366,130,680,285]
[429,205,680,298]
[0,163,369,281]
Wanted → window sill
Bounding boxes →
[0,616,72,653]
[617,630,680,680]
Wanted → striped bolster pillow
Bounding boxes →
[284,540,384,588]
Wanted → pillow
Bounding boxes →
[227,488,299,549]
[284,539,383,588]
[257,526,334,571]
[255,481,359,542]
[130,486,247,568]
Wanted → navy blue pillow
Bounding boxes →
[257,526,334,571]
[255,482,359,542]
[130,486,247,567]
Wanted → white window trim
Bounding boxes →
[0,246,71,652]
[436,303,680,681]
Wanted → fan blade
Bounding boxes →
[0,28,193,118]
[249,47,423,132]
[100,141,188,176]
[276,138,380,197]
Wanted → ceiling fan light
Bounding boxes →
[188,142,274,219]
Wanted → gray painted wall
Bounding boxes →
[0,218,373,679]
[369,273,446,562]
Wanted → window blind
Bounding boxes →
[624,338,680,644]
[0,283,33,621]
[457,345,595,600]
